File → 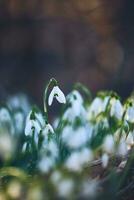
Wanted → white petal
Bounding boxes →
[55,86,66,104]
[48,87,55,106]
[101,153,109,168]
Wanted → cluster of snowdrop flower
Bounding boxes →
[0,78,134,199]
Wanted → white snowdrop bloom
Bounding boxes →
[53,118,60,129]
[14,111,24,133]
[0,108,14,135]
[65,148,93,171]
[38,156,54,173]
[0,108,11,122]
[101,153,109,168]
[67,90,83,105]
[65,152,83,171]
[45,141,59,159]
[110,98,123,120]
[57,179,74,198]
[25,111,42,136]
[118,140,128,156]
[125,106,134,123]
[81,179,98,198]
[48,86,66,106]
[103,135,115,154]
[50,171,62,184]
[25,119,41,136]
[62,127,89,149]
[35,112,45,128]
[42,124,54,136]
[61,126,73,142]
[22,142,27,153]
[7,94,31,114]
[0,134,14,160]
[88,97,104,120]
[63,90,87,123]
[80,148,93,164]
[126,132,134,150]
[63,105,86,123]
[88,96,110,120]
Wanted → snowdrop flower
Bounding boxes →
[62,126,89,149]
[48,86,66,106]
[57,179,74,198]
[42,124,54,136]
[13,111,25,133]
[0,108,14,134]
[63,91,87,123]
[88,96,110,120]
[38,156,55,173]
[117,140,128,156]
[81,179,98,198]
[0,108,11,122]
[126,132,134,150]
[35,112,45,128]
[103,135,115,154]
[7,94,31,114]
[101,153,109,168]
[25,111,42,146]
[110,98,123,120]
[0,133,15,160]
[50,171,62,184]
[125,106,134,123]
[65,148,93,171]
[67,90,83,105]
[25,117,41,136]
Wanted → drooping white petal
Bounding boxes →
[55,86,66,104]
[101,153,109,168]
[42,124,54,136]
[48,86,66,106]
[103,135,115,154]
[48,87,55,106]
[125,106,134,123]
[110,99,123,120]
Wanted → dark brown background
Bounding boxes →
[0,0,134,106]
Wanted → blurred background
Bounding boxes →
[0,0,134,106]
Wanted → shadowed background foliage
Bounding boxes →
[0,0,134,106]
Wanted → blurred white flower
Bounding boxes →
[88,96,110,120]
[14,111,24,133]
[7,94,31,114]
[48,86,66,106]
[0,108,11,122]
[0,107,14,134]
[81,179,98,198]
[118,140,128,156]
[0,133,15,160]
[65,148,93,171]
[126,132,134,150]
[125,106,134,123]
[38,156,55,173]
[101,153,109,168]
[110,98,123,120]
[42,124,54,136]
[50,171,62,184]
[25,111,42,136]
[103,135,115,154]
[57,179,74,198]
[25,118,41,136]
[62,126,89,149]
[35,112,45,128]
